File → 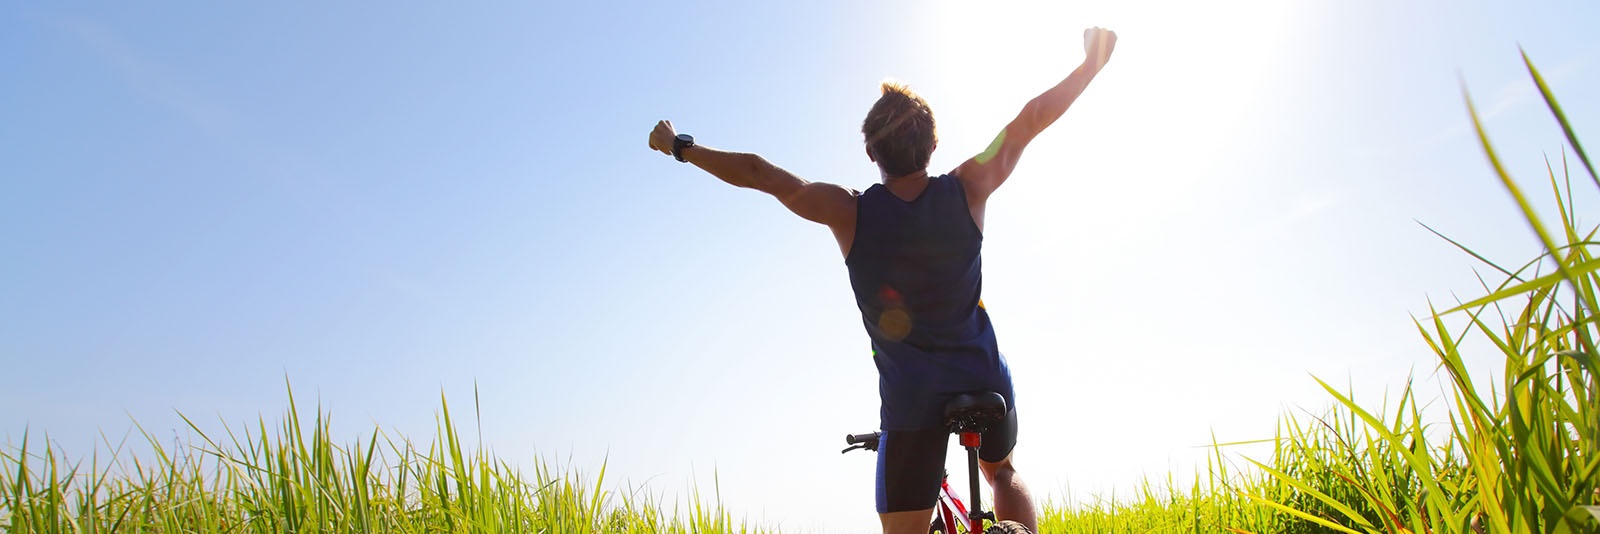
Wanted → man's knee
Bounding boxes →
[880,508,935,534]
[979,453,1017,483]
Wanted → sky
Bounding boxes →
[3,1,1599,532]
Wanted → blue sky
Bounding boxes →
[3,1,1599,532]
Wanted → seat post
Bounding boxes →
[962,432,983,529]
[944,391,1006,531]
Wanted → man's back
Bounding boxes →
[846,174,1013,431]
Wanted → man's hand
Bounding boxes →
[1084,27,1117,71]
[647,120,677,157]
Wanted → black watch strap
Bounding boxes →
[672,133,695,163]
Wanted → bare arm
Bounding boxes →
[648,121,857,255]
[955,27,1118,207]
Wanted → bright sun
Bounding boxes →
[922,0,1306,220]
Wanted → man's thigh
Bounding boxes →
[876,427,948,513]
[979,408,1019,463]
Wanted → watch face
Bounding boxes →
[673,133,693,162]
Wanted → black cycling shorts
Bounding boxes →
[874,409,1019,513]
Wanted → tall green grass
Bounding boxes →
[0,385,769,533]
[1038,51,1598,534]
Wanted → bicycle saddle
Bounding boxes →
[943,391,1007,434]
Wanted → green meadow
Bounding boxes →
[4,56,1596,534]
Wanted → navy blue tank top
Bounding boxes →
[845,174,1014,431]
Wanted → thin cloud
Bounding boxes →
[60,16,363,212]
[1249,189,1348,244]
[65,18,237,135]
[1432,55,1587,145]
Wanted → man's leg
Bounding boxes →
[876,428,947,534]
[978,409,1035,532]
[979,454,1037,532]
[880,509,935,534]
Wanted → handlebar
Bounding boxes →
[841,431,882,454]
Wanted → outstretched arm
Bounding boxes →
[648,120,857,255]
[954,27,1117,207]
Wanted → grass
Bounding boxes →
[0,385,770,533]
[3,53,1597,533]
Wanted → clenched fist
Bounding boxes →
[1084,27,1117,71]
[647,120,677,157]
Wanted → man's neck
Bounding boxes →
[881,170,931,202]
[881,169,929,185]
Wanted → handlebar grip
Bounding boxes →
[846,432,880,445]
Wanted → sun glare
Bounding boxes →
[922,0,1308,243]
[927,0,1302,157]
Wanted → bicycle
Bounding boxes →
[842,391,1030,534]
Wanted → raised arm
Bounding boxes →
[648,120,858,256]
[954,27,1117,209]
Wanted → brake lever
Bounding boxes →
[841,444,866,454]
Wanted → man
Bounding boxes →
[648,27,1117,534]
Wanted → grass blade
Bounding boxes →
[1523,48,1597,187]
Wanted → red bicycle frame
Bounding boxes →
[935,473,974,533]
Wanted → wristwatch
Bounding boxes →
[672,133,695,163]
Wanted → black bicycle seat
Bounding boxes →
[943,391,1007,434]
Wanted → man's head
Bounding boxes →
[862,81,936,179]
